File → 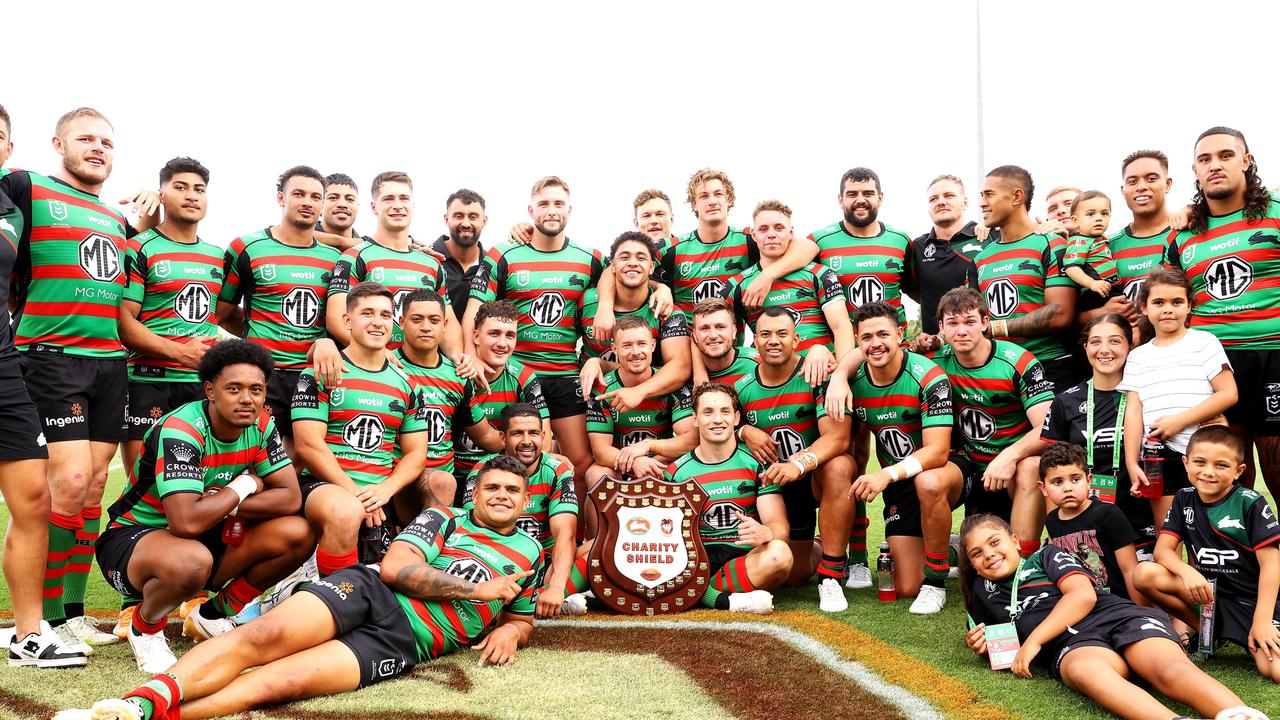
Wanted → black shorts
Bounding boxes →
[1051,604,1181,678]
[299,474,329,509]
[267,368,301,437]
[19,351,127,443]
[1211,594,1280,650]
[126,381,204,440]
[96,522,227,600]
[1223,349,1280,435]
[301,564,419,688]
[706,543,751,575]
[1040,354,1088,397]
[885,453,975,538]
[0,354,49,460]
[538,374,586,420]
[781,474,818,540]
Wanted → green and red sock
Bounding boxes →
[63,506,101,620]
[847,500,869,566]
[122,672,183,720]
[816,553,847,581]
[563,556,590,595]
[202,577,263,620]
[131,608,167,637]
[316,548,357,576]
[44,512,82,624]
[923,548,950,588]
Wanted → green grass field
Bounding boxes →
[0,459,1277,719]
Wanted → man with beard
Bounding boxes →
[974,165,1081,392]
[312,173,363,250]
[1,107,159,654]
[433,189,487,314]
[689,298,759,387]
[216,166,342,461]
[462,176,604,504]
[1111,151,1174,305]
[464,404,578,618]
[1167,126,1280,501]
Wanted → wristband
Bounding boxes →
[885,464,902,482]
[215,326,238,342]
[790,459,808,474]
[991,319,1006,338]
[901,456,924,479]
[226,474,257,506]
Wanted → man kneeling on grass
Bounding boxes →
[57,455,543,720]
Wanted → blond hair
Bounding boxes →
[55,107,112,137]
[686,168,735,211]
[531,175,570,198]
[752,199,792,220]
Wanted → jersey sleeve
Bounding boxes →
[548,460,579,517]
[504,557,542,616]
[469,247,505,304]
[458,382,485,428]
[1159,491,1190,541]
[219,239,250,304]
[815,264,844,308]
[671,383,694,423]
[1063,235,1090,268]
[394,506,459,562]
[1199,334,1231,381]
[1165,233,1183,269]
[399,385,428,435]
[585,396,613,435]
[919,367,954,429]
[328,248,360,296]
[461,466,481,509]
[518,371,550,419]
[290,369,329,424]
[1245,493,1280,550]
[1041,397,1069,443]
[813,381,829,422]
[658,310,690,341]
[1015,354,1055,409]
[155,422,208,498]
[589,249,605,288]
[1041,543,1095,587]
[1044,235,1077,289]
[123,238,148,305]
[252,415,292,478]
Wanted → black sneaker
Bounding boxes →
[9,623,89,668]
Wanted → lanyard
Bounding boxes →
[1007,557,1028,620]
[1085,380,1126,474]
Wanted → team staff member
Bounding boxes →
[432,189,488,314]
[906,174,991,350]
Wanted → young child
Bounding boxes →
[1119,267,1237,527]
[1134,426,1280,682]
[959,514,1255,720]
[1039,442,1140,600]
[1062,190,1121,297]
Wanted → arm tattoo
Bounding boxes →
[390,563,476,601]
[1004,303,1060,337]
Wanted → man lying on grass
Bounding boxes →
[56,455,542,720]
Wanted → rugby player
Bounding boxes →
[1044,185,1081,234]
[1107,151,1172,314]
[57,456,541,720]
[292,283,428,576]
[689,298,759,387]
[314,172,362,248]
[96,340,313,671]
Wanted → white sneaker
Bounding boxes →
[259,555,318,614]
[182,604,236,642]
[948,533,961,579]
[64,615,122,646]
[817,578,848,612]
[909,584,947,615]
[726,590,774,614]
[53,698,142,720]
[53,622,94,656]
[9,621,89,668]
[128,628,176,674]
[1215,707,1271,720]
[561,593,588,616]
[844,563,873,590]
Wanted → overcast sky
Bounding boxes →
[6,0,1278,314]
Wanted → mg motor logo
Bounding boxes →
[422,407,448,444]
[702,500,740,531]
[174,283,212,323]
[769,427,806,461]
[282,287,320,328]
[959,407,996,441]
[1123,278,1145,303]
[1203,257,1252,300]
[985,278,1018,318]
[529,291,566,327]
[393,288,412,322]
[876,427,915,461]
[693,278,724,304]
[847,276,885,308]
[342,413,385,453]
[622,429,656,447]
[79,233,121,281]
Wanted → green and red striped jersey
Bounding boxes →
[707,346,759,387]
[395,350,483,475]
[586,370,692,447]
[723,261,844,352]
[453,359,549,478]
[107,400,290,530]
[220,228,341,370]
[470,240,604,376]
[329,240,451,348]
[1166,200,1280,350]
[2,170,132,358]
[849,351,953,468]
[391,506,541,660]
[666,445,776,552]
[123,229,224,382]
[578,286,690,364]
[1108,224,1169,302]
[975,233,1075,363]
[734,364,826,462]
[933,340,1053,470]
[1063,233,1119,283]
[463,453,577,551]
[656,227,759,320]
[291,354,426,487]
[0,187,25,355]
[810,221,914,326]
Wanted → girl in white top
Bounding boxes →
[1119,268,1237,527]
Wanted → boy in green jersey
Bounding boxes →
[97,340,313,672]
[292,284,428,577]
[59,456,541,720]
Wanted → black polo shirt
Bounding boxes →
[432,235,485,313]
[907,221,995,334]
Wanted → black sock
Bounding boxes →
[714,593,731,610]
[64,602,84,620]
[200,602,229,620]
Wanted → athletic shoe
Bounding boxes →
[0,626,12,647]
[182,604,236,642]
[8,622,88,668]
[177,596,207,620]
[909,584,947,615]
[53,698,142,720]
[561,593,588,616]
[259,555,318,615]
[727,590,774,614]
[112,607,135,641]
[817,578,848,612]
[1215,707,1271,720]
[844,563,873,590]
[948,533,961,579]
[64,615,121,646]
[128,628,176,674]
[53,622,95,656]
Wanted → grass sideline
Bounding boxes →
[0,459,1277,719]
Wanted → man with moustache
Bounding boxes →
[312,172,363,250]
[433,189,488,314]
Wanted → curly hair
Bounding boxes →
[686,168,735,212]
[1187,127,1270,234]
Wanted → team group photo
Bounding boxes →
[1,2,1279,719]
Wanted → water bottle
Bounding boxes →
[1140,438,1165,498]
[1198,579,1216,656]
[221,517,245,546]
[877,541,896,602]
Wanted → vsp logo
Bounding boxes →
[1193,547,1239,566]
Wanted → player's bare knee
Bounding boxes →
[427,471,455,506]
[1015,457,1041,489]
[274,517,316,556]
[915,472,946,504]
[763,539,793,575]
[1130,561,1163,592]
[162,547,214,594]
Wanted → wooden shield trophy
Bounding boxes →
[587,476,711,615]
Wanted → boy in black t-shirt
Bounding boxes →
[1039,442,1140,600]
[1133,426,1280,682]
